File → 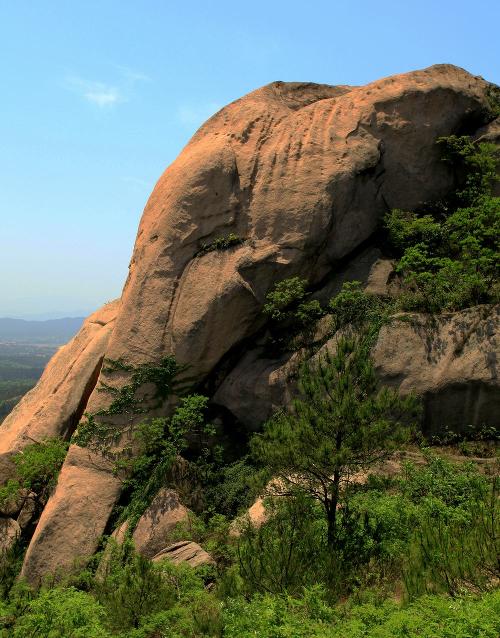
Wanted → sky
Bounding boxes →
[0,1,499,319]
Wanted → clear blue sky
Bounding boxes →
[1,1,498,319]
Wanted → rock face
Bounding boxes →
[5,65,499,583]
[0,518,20,554]
[0,301,119,484]
[373,306,499,435]
[152,541,214,568]
[215,304,499,434]
[132,489,190,559]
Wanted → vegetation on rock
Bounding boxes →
[385,136,499,312]
[197,233,244,256]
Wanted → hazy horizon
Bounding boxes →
[1,1,499,318]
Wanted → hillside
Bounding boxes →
[0,317,84,344]
[0,65,498,637]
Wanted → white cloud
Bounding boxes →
[67,77,124,108]
[121,176,150,190]
[65,66,150,109]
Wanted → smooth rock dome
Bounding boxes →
[0,64,497,583]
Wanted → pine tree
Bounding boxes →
[252,332,419,548]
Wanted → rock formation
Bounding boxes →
[152,541,214,568]
[0,64,498,583]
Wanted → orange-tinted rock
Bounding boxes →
[0,300,119,484]
[20,445,121,585]
[16,65,498,582]
[372,305,499,435]
[152,540,214,568]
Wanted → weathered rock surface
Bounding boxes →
[373,305,499,434]
[9,65,498,582]
[20,445,122,584]
[152,540,214,568]
[215,305,499,433]
[132,489,191,559]
[0,518,20,553]
[16,492,37,530]
[0,300,119,484]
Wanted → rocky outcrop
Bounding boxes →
[373,305,499,435]
[214,304,499,433]
[0,300,119,484]
[132,489,191,559]
[152,541,214,568]
[5,65,498,582]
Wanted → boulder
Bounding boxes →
[16,65,498,582]
[215,305,499,433]
[20,445,121,585]
[213,250,395,429]
[0,518,20,554]
[152,540,214,568]
[132,489,190,559]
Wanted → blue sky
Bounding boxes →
[1,1,499,319]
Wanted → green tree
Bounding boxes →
[251,333,418,548]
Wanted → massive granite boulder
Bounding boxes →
[4,64,498,583]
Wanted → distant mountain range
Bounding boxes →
[0,317,85,343]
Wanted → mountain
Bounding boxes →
[0,64,498,586]
[0,317,85,343]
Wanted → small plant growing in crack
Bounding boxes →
[197,232,244,256]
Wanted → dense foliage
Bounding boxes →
[0,437,68,512]
[197,233,244,256]
[263,276,324,349]
[385,136,499,312]
[0,451,497,636]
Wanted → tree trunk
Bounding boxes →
[326,470,341,549]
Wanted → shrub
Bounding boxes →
[385,137,500,313]
[263,276,324,349]
[328,280,391,336]
[198,233,244,255]
[222,589,500,638]
[8,586,109,638]
[237,495,325,596]
[13,437,68,495]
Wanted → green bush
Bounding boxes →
[385,137,500,313]
[399,451,489,516]
[263,276,324,349]
[6,586,109,638]
[328,281,393,339]
[222,589,500,638]
[198,232,244,255]
[0,438,68,514]
[237,495,325,596]
[12,437,68,495]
